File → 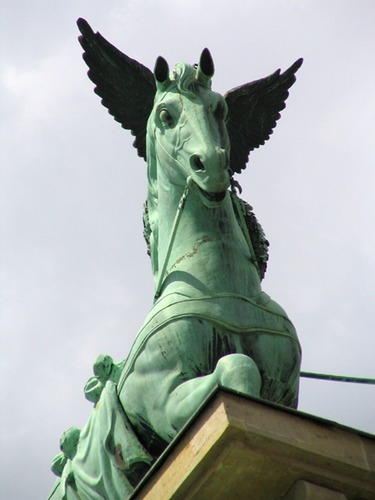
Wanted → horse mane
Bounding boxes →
[142,200,152,257]
[170,62,197,95]
[229,191,269,280]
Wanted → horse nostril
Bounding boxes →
[191,155,206,172]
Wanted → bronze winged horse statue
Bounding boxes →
[49,18,302,499]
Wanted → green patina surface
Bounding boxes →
[49,18,303,499]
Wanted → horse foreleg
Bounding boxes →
[121,320,262,444]
[166,353,261,431]
[123,353,261,442]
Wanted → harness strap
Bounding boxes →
[154,176,193,300]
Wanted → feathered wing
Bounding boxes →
[225,58,303,174]
[77,18,156,160]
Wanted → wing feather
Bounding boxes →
[77,18,156,160]
[225,59,303,174]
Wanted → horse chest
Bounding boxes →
[160,194,262,297]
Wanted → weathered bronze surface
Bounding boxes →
[49,18,303,498]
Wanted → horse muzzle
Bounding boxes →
[189,148,230,194]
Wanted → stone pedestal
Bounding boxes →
[132,390,375,499]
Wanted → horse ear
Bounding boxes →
[199,48,214,77]
[154,56,170,83]
[196,48,214,88]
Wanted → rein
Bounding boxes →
[154,176,193,300]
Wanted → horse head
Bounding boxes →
[147,49,231,198]
[78,18,302,183]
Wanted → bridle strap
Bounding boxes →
[154,176,193,300]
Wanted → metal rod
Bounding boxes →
[300,371,375,385]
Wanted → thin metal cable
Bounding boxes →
[300,372,375,385]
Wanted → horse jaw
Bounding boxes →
[187,177,229,208]
[198,190,228,208]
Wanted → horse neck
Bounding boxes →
[146,147,186,284]
[153,173,254,276]
[151,170,188,280]
[147,150,262,299]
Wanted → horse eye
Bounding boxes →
[159,109,173,127]
[214,102,225,120]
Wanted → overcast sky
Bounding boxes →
[1,1,374,498]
